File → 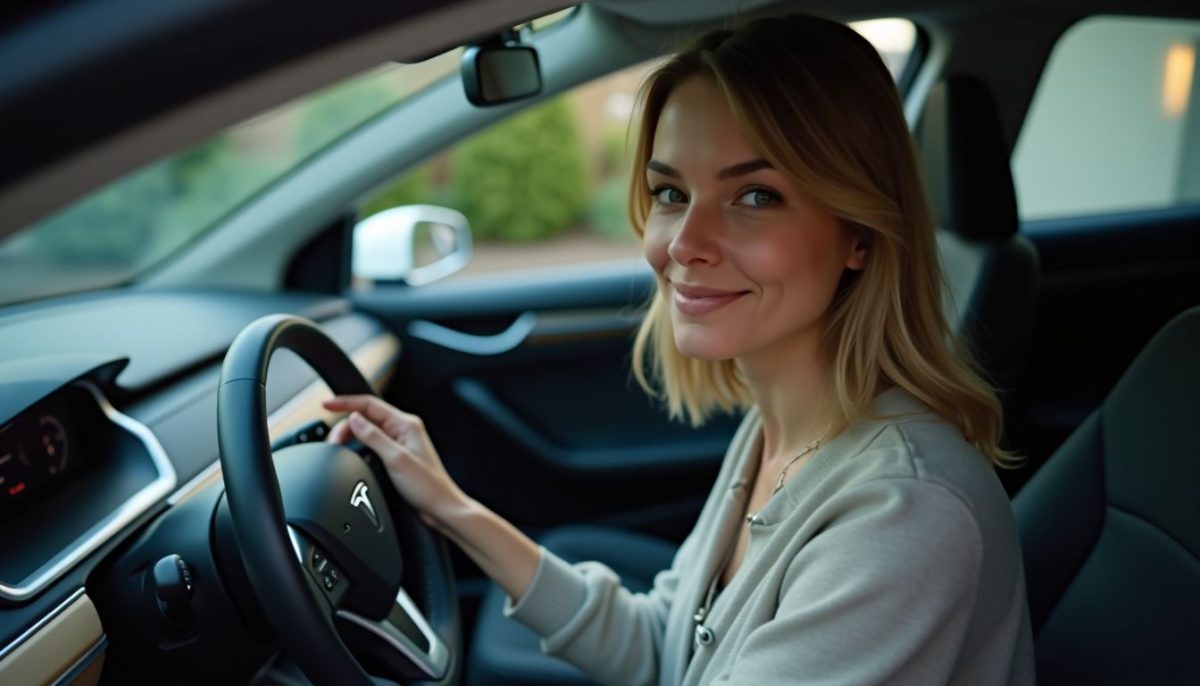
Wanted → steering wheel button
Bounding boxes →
[323,573,336,591]
[327,568,339,583]
[311,549,326,571]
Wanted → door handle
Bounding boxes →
[407,309,640,355]
[407,312,538,355]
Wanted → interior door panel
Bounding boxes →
[451,377,730,479]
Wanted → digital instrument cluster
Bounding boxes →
[0,394,78,512]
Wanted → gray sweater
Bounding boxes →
[505,386,1036,685]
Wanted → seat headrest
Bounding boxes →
[917,75,1019,241]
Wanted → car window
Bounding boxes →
[1013,16,1200,223]
[0,52,465,307]
[355,18,919,283]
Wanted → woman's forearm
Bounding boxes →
[430,497,542,604]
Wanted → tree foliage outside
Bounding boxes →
[27,70,403,268]
[585,176,635,242]
[294,75,398,159]
[359,169,432,219]
[28,161,173,265]
[28,136,279,265]
[448,97,588,242]
[584,128,636,242]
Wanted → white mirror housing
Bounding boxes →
[352,205,472,286]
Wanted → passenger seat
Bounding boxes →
[918,74,1041,436]
[1013,305,1200,684]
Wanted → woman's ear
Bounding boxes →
[844,226,869,271]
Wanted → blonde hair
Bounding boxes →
[628,14,1018,467]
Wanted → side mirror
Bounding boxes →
[352,205,472,286]
[461,29,542,106]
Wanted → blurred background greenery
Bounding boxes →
[361,95,633,245]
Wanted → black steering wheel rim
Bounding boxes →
[217,314,459,685]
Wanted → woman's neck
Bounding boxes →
[737,328,832,466]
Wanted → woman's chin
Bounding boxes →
[672,332,739,361]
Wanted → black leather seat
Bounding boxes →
[466,74,1041,685]
[918,75,1040,419]
[1012,306,1200,684]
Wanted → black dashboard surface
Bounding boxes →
[0,289,352,391]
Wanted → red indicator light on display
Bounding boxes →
[8,482,26,496]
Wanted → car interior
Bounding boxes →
[0,1,1197,685]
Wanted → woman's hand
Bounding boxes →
[323,395,469,531]
[324,395,542,604]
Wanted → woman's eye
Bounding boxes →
[737,188,781,207]
[650,186,687,205]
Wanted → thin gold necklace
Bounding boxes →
[769,432,827,495]
[694,430,830,649]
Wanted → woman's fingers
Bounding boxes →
[323,395,410,436]
[326,417,352,444]
[323,395,396,424]
[345,412,396,456]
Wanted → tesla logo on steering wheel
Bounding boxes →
[350,481,381,531]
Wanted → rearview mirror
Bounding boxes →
[352,205,472,286]
[461,30,542,106]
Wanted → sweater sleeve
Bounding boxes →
[502,528,700,686]
[721,478,984,685]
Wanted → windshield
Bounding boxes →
[0,51,463,306]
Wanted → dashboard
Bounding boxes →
[0,290,400,686]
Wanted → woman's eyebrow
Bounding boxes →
[646,159,774,179]
[716,159,773,179]
[646,160,682,178]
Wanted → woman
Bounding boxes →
[325,13,1035,685]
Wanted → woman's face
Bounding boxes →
[642,76,867,363]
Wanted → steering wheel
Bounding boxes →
[217,314,461,685]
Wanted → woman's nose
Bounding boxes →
[666,205,722,267]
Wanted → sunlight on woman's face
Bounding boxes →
[642,76,866,363]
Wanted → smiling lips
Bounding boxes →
[671,282,750,315]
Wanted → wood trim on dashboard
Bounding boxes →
[0,591,102,686]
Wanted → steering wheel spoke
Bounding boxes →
[288,526,352,611]
[336,586,451,682]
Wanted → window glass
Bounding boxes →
[853,18,918,80]
[357,18,919,282]
[1013,16,1200,221]
[0,51,463,307]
